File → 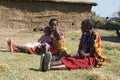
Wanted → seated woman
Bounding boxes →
[40,19,106,71]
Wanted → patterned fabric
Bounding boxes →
[79,31,105,67]
[61,31,105,69]
[92,31,106,67]
[53,39,67,53]
[51,27,67,54]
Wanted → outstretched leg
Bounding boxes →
[6,37,29,53]
[50,64,66,70]
[14,45,29,53]
[50,60,67,70]
[6,37,15,53]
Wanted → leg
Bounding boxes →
[40,52,52,71]
[15,45,28,53]
[6,37,15,53]
[6,37,29,53]
[50,60,67,70]
[40,54,45,71]
[51,60,63,66]
[50,65,67,70]
[40,52,67,71]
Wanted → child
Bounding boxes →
[38,26,53,45]
[6,26,52,55]
[48,18,68,58]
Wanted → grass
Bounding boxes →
[0,29,120,80]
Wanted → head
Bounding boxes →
[81,19,94,34]
[44,26,51,35]
[49,18,58,29]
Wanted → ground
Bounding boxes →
[0,29,41,51]
[0,29,120,80]
[0,29,119,50]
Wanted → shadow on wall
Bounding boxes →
[0,1,90,13]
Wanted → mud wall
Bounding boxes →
[0,1,92,30]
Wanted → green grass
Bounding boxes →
[0,29,120,80]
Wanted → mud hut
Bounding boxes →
[0,0,97,29]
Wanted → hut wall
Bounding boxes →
[0,1,92,30]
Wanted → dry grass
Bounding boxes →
[0,29,120,80]
[0,64,10,72]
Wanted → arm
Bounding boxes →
[78,50,91,59]
[38,35,43,43]
[78,34,85,51]
[53,28,62,40]
[77,34,93,59]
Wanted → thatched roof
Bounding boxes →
[37,0,97,5]
[37,0,97,6]
[39,0,97,5]
[11,0,97,6]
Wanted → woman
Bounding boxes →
[40,19,106,71]
[48,18,68,56]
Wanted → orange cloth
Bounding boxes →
[26,47,36,54]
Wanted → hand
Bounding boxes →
[78,50,84,55]
[78,50,86,59]
[52,26,57,31]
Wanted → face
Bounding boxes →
[81,25,90,34]
[49,21,58,29]
[44,28,51,35]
